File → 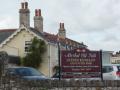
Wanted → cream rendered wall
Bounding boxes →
[39,43,58,77]
[0,29,58,77]
[0,29,45,57]
[111,56,120,63]
[39,43,49,77]
[0,30,35,57]
[0,45,19,56]
[49,43,58,76]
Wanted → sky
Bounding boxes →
[0,0,120,52]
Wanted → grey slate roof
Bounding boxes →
[0,29,16,44]
[30,28,45,38]
[0,28,46,44]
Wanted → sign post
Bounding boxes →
[58,42,61,81]
[100,50,103,80]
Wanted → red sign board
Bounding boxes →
[61,48,101,78]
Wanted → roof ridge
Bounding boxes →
[43,31,86,46]
[0,29,17,32]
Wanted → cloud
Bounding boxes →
[68,0,120,33]
[0,0,120,52]
[37,0,120,40]
[102,35,119,42]
[0,15,18,29]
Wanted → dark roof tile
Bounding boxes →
[0,28,87,48]
[43,32,87,47]
[0,29,16,44]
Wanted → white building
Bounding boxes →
[111,51,120,64]
[102,51,113,65]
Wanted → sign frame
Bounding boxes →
[60,48,102,79]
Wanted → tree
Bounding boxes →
[22,37,46,69]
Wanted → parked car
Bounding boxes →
[102,64,120,80]
[6,67,50,80]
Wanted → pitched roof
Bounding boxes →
[0,29,16,44]
[43,32,86,47]
[30,27,45,38]
[0,28,87,48]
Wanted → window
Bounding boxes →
[102,66,113,73]
[25,41,32,53]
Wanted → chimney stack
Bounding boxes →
[58,22,66,39]
[34,9,43,32]
[19,2,30,28]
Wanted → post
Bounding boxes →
[100,50,103,81]
[58,42,61,81]
[48,43,51,77]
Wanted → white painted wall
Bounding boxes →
[102,51,113,65]
[111,55,120,63]
[0,30,34,57]
[36,42,59,77]
[0,29,59,77]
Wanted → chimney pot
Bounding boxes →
[25,2,28,9]
[62,23,64,28]
[35,9,41,16]
[60,23,64,29]
[60,23,62,28]
[38,9,41,16]
[35,9,38,16]
[21,2,24,9]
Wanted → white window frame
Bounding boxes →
[25,41,32,53]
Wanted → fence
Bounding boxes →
[1,75,120,90]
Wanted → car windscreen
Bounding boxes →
[102,66,113,73]
[117,66,120,71]
[15,68,44,76]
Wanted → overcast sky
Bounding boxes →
[0,0,120,52]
